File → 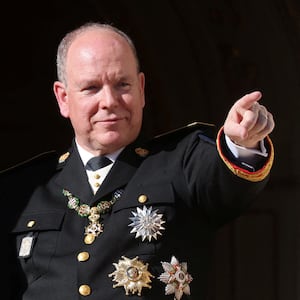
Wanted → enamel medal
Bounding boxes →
[158,256,193,300]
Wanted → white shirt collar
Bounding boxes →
[75,140,124,166]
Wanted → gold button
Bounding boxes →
[77,251,90,262]
[79,284,91,296]
[84,234,95,245]
[138,194,148,203]
[94,182,100,188]
[94,173,100,179]
[27,220,36,228]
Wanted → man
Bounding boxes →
[2,22,274,299]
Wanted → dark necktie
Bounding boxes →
[85,156,112,171]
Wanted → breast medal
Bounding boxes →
[128,205,166,242]
[158,256,193,300]
[109,256,154,296]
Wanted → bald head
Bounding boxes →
[56,22,140,85]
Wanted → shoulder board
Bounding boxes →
[138,122,216,153]
[153,121,216,141]
[0,150,58,177]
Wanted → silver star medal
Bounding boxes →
[158,256,193,300]
[128,205,166,242]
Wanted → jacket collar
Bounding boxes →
[55,143,94,203]
[94,142,144,199]
[55,138,148,205]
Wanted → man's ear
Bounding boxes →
[53,81,69,118]
[138,72,146,108]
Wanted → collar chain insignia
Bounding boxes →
[109,256,154,296]
[158,256,193,300]
[62,189,122,243]
[128,205,166,242]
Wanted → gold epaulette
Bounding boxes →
[216,127,274,182]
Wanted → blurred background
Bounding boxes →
[2,1,300,299]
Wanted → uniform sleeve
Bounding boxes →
[216,127,274,182]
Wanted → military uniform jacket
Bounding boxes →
[1,123,274,300]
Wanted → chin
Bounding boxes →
[93,129,137,148]
[97,133,125,147]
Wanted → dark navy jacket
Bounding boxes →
[1,122,273,299]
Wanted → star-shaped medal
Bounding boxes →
[128,205,166,242]
[158,256,193,300]
[109,256,154,296]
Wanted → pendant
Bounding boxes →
[85,221,104,237]
[84,206,104,240]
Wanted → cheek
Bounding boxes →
[125,93,145,113]
[130,105,144,126]
[69,103,93,126]
[135,97,145,116]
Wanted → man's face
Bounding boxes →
[54,29,145,155]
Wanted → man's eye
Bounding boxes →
[118,82,130,89]
[86,85,97,90]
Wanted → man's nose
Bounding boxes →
[99,86,119,108]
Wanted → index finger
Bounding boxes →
[234,91,262,114]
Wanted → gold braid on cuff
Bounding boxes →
[216,127,274,182]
